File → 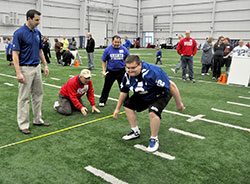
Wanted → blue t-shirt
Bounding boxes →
[6,42,13,55]
[156,50,162,57]
[124,40,132,48]
[101,45,130,71]
[12,24,43,65]
[120,61,170,101]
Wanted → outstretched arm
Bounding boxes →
[113,92,128,119]
[169,81,185,111]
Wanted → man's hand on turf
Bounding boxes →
[81,107,88,116]
[113,109,120,119]
[177,103,185,111]
[92,106,100,113]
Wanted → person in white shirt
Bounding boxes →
[232,40,249,57]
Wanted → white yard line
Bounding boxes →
[134,144,175,160]
[1,73,250,132]
[50,77,60,81]
[186,114,205,122]
[238,96,250,100]
[84,165,128,184]
[169,128,205,140]
[211,108,242,116]
[4,82,14,86]
[227,101,250,108]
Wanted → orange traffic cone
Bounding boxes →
[217,74,227,84]
[74,60,80,67]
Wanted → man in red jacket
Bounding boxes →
[177,30,197,83]
[53,69,100,116]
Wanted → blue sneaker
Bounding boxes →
[146,138,159,153]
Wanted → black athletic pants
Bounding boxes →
[99,69,126,104]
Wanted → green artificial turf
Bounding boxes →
[0,48,249,184]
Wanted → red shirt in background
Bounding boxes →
[60,75,95,110]
[177,37,197,56]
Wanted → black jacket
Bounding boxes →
[86,38,95,53]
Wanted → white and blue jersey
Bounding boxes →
[120,61,170,101]
[232,45,249,57]
[102,45,130,71]
[12,24,43,65]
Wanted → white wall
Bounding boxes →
[0,0,249,50]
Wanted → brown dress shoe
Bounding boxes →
[21,129,31,134]
[33,122,50,126]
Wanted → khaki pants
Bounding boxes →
[17,64,44,130]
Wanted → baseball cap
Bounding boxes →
[80,69,91,78]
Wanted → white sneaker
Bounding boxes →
[201,73,205,76]
[53,101,59,110]
[99,103,105,107]
[122,129,140,141]
[206,73,210,76]
[146,138,159,153]
[171,68,176,73]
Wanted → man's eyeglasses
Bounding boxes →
[126,64,139,70]
[85,77,91,80]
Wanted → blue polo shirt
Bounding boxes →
[101,45,130,71]
[12,24,43,65]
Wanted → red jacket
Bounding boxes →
[177,37,197,56]
[60,75,95,110]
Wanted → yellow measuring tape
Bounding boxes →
[0,112,125,150]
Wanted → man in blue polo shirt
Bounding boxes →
[113,55,185,153]
[12,9,50,134]
[99,35,130,107]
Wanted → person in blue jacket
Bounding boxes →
[113,55,185,153]
[5,38,13,66]
[124,36,132,50]
[155,48,162,65]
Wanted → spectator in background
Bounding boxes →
[232,40,249,57]
[222,37,233,74]
[5,38,13,66]
[124,36,132,50]
[70,37,77,51]
[62,36,69,54]
[171,34,185,74]
[213,36,225,80]
[54,38,63,64]
[99,35,130,107]
[155,48,162,65]
[62,47,74,66]
[246,42,250,48]
[70,37,82,65]
[201,37,213,75]
[53,69,100,116]
[42,36,51,64]
[86,33,95,70]
[177,30,197,83]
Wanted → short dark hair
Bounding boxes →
[26,9,41,20]
[54,38,58,42]
[125,55,142,65]
[225,37,230,42]
[112,35,121,41]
